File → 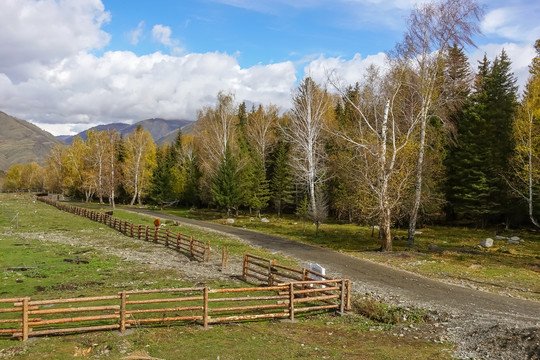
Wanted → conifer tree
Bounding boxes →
[211,147,242,217]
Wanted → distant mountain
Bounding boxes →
[156,121,196,145]
[59,118,193,144]
[0,111,64,171]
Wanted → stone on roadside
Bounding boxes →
[427,243,438,251]
[480,238,494,248]
[226,218,235,224]
[261,218,270,223]
[507,238,520,245]
[495,235,506,240]
[510,236,520,241]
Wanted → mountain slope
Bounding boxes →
[0,111,64,170]
[60,118,192,144]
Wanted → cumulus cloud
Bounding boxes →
[0,0,110,82]
[469,42,536,93]
[304,52,388,87]
[0,50,297,134]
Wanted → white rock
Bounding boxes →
[480,238,494,248]
[510,236,520,241]
[226,218,235,224]
[261,218,270,223]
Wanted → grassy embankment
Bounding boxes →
[0,194,450,359]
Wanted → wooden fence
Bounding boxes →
[242,254,351,312]
[243,254,333,285]
[0,280,351,341]
[37,197,210,262]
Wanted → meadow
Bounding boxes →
[0,194,450,359]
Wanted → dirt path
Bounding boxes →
[128,208,540,359]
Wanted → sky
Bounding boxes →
[0,0,539,136]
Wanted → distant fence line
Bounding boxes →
[0,279,351,341]
[36,196,210,262]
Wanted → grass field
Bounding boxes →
[0,194,451,359]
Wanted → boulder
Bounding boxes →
[226,218,235,224]
[427,244,439,251]
[261,218,270,223]
[509,236,520,241]
[480,238,494,248]
[507,238,520,245]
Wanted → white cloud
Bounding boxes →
[127,21,145,45]
[469,42,536,93]
[152,24,175,47]
[151,24,184,55]
[0,0,110,82]
[1,50,297,135]
[304,52,388,87]
[481,5,540,43]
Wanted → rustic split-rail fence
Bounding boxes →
[37,196,210,262]
[0,197,352,341]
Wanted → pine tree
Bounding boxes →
[445,50,518,225]
[269,141,294,217]
[211,147,242,217]
[148,145,174,209]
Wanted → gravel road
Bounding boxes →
[126,208,540,359]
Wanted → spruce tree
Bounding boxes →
[445,50,518,225]
[211,147,242,217]
[269,141,294,217]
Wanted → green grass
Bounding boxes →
[156,209,540,301]
[0,194,453,359]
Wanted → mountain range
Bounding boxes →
[0,111,194,171]
[59,118,193,145]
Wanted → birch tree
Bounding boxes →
[397,0,483,246]
[124,126,156,206]
[195,92,239,205]
[330,65,418,251]
[86,130,108,204]
[246,104,279,168]
[283,77,332,233]
[509,39,540,227]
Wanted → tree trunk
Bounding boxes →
[408,110,427,247]
[380,209,392,251]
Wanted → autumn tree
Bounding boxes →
[195,92,239,205]
[395,0,483,246]
[330,65,417,251]
[85,130,109,204]
[508,39,540,227]
[123,125,156,206]
[283,77,332,233]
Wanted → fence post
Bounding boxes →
[345,280,351,311]
[120,291,127,334]
[145,226,149,241]
[176,233,181,250]
[288,283,295,321]
[269,260,275,286]
[190,236,194,257]
[203,287,209,329]
[339,280,345,315]
[242,254,248,280]
[165,229,170,246]
[154,228,158,243]
[22,297,29,341]
[130,223,134,237]
[206,241,211,262]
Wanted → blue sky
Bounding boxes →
[0,0,538,135]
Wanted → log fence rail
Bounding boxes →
[0,280,351,341]
[37,197,210,262]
